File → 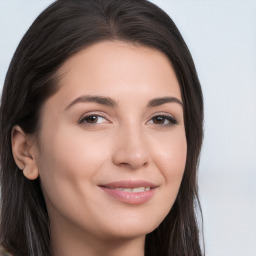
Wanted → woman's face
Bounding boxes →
[33,41,187,241]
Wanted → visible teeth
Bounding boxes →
[114,187,150,192]
[133,187,146,192]
[123,188,133,192]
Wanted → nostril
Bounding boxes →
[114,155,149,170]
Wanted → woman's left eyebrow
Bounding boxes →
[147,97,183,107]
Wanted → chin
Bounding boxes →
[97,217,162,242]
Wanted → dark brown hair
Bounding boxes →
[0,0,204,255]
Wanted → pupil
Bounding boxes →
[86,116,98,123]
[154,116,164,124]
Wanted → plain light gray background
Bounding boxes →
[0,1,256,255]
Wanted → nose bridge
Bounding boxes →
[112,121,149,169]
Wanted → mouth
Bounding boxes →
[110,187,151,192]
[98,180,158,205]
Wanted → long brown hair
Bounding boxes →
[0,0,204,255]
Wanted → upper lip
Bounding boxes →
[99,180,158,189]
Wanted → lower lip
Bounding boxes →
[100,187,155,205]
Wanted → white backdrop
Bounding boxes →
[0,1,256,255]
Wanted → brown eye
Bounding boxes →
[152,116,165,124]
[84,115,98,123]
[79,115,108,125]
[148,115,177,126]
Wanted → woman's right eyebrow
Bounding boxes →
[65,95,118,110]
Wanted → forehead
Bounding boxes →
[46,40,182,109]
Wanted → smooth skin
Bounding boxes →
[12,41,187,256]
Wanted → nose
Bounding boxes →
[112,125,150,170]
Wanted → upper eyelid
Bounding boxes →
[147,111,176,120]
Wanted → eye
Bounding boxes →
[79,114,108,125]
[147,115,177,126]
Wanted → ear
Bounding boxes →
[11,125,39,180]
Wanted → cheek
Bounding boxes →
[160,140,187,178]
[36,127,116,233]
[141,129,186,229]
[152,128,187,193]
[153,127,187,169]
[37,124,120,197]
[39,126,110,175]
[36,127,110,206]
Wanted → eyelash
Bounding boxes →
[78,113,177,127]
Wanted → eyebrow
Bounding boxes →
[147,97,183,107]
[65,95,118,110]
[65,95,183,110]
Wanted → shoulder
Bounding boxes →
[0,246,12,256]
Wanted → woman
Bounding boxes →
[0,0,204,255]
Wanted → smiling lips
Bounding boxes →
[99,180,157,205]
